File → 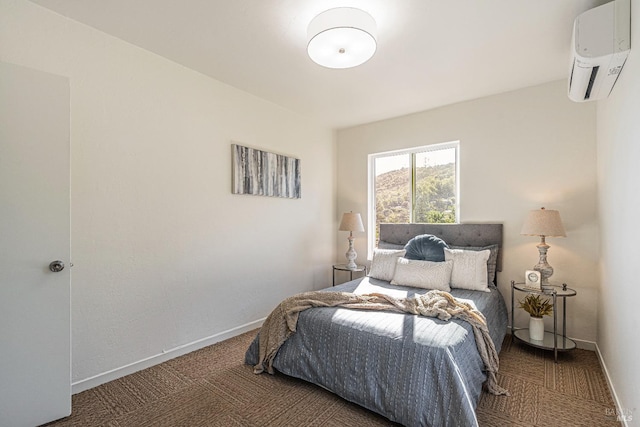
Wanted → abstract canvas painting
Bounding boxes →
[232,144,301,199]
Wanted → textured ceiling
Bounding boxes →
[31,0,606,129]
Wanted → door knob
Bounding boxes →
[49,260,65,272]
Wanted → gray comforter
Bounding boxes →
[245,277,508,427]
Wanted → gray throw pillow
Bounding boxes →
[403,234,449,262]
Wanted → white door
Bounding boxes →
[0,62,71,426]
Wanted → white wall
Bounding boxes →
[337,80,599,343]
[0,0,335,389]
[596,0,640,422]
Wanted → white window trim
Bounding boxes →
[367,141,460,259]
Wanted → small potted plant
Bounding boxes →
[518,294,553,341]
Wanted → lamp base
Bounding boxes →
[345,235,358,270]
[534,239,554,285]
[534,265,554,285]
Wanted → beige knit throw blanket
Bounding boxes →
[253,290,509,396]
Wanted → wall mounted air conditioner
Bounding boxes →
[568,0,630,102]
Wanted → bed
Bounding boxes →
[245,223,508,427]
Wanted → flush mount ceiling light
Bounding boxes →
[307,7,377,69]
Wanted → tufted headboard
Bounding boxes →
[378,223,503,272]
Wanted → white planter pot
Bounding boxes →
[529,316,545,341]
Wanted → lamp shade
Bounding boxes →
[520,207,566,237]
[307,8,377,69]
[339,212,365,232]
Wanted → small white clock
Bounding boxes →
[525,270,541,288]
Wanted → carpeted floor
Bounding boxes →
[44,330,621,427]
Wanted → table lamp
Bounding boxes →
[520,207,566,285]
[339,212,365,270]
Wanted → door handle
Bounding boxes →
[49,260,65,272]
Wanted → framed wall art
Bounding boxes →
[231,143,301,199]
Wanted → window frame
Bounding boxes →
[367,141,460,258]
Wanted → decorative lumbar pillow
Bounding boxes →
[390,258,453,291]
[403,234,449,262]
[444,248,490,292]
[449,244,499,285]
[368,249,407,281]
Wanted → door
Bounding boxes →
[0,62,71,426]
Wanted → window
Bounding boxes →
[368,142,459,255]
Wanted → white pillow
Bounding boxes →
[444,248,490,292]
[390,258,452,291]
[368,249,406,281]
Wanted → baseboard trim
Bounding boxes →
[71,318,265,394]
[571,337,596,351]
[595,343,630,427]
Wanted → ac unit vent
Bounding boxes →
[568,0,630,102]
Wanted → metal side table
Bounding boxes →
[332,264,367,286]
[511,280,577,363]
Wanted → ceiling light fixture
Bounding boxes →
[307,8,377,69]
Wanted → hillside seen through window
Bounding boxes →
[369,143,459,250]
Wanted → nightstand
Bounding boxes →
[332,264,367,286]
[511,280,577,362]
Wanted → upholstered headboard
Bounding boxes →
[378,223,503,272]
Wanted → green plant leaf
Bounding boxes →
[518,294,553,317]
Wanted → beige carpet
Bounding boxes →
[44,331,620,427]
